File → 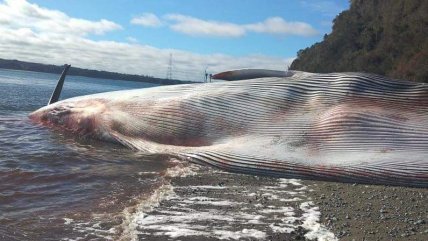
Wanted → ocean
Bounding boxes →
[0,69,336,241]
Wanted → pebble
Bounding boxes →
[308,181,428,241]
[338,230,347,237]
[414,219,425,225]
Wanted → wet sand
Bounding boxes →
[307,181,428,241]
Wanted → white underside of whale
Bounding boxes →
[30,71,428,187]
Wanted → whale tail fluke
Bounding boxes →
[48,64,71,105]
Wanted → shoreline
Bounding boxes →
[133,164,428,241]
[132,165,335,240]
[0,60,193,85]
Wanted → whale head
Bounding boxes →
[29,98,108,138]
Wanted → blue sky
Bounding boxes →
[0,0,348,81]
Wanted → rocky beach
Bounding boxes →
[308,181,428,240]
[130,163,428,241]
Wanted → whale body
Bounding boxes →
[212,69,293,81]
[29,71,428,187]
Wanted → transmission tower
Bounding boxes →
[166,53,173,80]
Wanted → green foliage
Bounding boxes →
[290,0,428,82]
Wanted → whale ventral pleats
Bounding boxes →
[29,71,428,187]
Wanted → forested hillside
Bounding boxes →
[290,0,428,82]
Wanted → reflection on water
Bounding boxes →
[0,69,172,240]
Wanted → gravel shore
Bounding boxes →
[135,166,333,240]
[306,181,428,240]
[134,164,427,241]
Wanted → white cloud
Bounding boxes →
[126,36,139,43]
[132,13,318,38]
[0,0,294,81]
[0,0,122,36]
[131,13,163,27]
[245,17,318,36]
[0,28,293,81]
[164,14,246,37]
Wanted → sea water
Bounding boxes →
[0,69,170,240]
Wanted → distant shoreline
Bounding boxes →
[0,58,194,85]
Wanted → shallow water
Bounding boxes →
[0,69,336,241]
[0,69,174,240]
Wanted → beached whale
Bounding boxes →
[29,70,428,187]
